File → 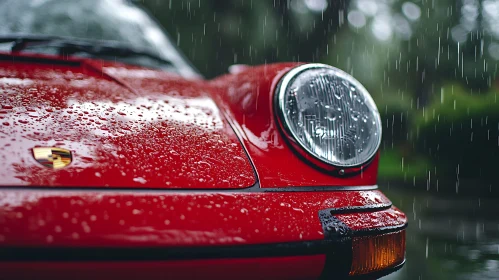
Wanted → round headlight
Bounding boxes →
[276,64,382,168]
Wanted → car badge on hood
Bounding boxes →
[32,147,72,169]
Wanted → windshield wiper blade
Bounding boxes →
[0,35,58,50]
[0,35,172,66]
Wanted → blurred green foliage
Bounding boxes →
[414,84,499,180]
[378,149,429,180]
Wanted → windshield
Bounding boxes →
[0,0,199,78]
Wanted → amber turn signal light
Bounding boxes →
[349,230,406,276]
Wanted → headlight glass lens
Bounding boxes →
[277,64,382,167]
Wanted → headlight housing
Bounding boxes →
[275,64,382,169]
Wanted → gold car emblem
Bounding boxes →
[32,147,72,169]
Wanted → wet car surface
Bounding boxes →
[0,0,412,279]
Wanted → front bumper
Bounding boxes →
[0,188,407,279]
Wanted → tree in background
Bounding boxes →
[140,0,348,77]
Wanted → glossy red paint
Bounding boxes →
[211,64,379,188]
[0,51,408,279]
[0,51,381,190]
[0,53,255,189]
[0,255,326,280]
[0,189,400,247]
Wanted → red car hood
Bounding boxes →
[0,53,255,189]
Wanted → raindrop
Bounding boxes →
[351,111,360,121]
[333,90,343,99]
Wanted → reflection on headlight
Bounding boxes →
[276,63,382,167]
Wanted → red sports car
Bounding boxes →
[0,1,407,279]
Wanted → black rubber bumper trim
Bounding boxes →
[318,211,353,279]
[327,202,392,215]
[0,239,336,262]
[352,222,408,237]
